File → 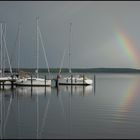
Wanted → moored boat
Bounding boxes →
[58,22,93,86]
[15,17,51,87]
[16,77,51,86]
[59,74,93,85]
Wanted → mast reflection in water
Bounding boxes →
[1,73,140,139]
[0,81,93,139]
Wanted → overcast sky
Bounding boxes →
[0,1,140,69]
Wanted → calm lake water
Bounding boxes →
[0,73,140,139]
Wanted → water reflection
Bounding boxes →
[0,77,95,139]
[1,74,140,138]
[15,84,94,98]
[57,85,94,97]
[0,89,15,139]
[16,87,51,97]
[115,76,140,121]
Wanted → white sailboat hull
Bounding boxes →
[0,77,12,81]
[59,76,93,85]
[0,76,17,85]
[15,77,51,86]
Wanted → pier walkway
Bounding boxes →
[0,77,17,89]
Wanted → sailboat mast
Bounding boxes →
[36,17,39,78]
[69,22,72,74]
[3,23,6,76]
[0,23,3,77]
[18,23,21,72]
[3,22,13,75]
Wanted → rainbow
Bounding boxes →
[115,31,140,68]
[117,77,140,118]
[118,80,136,117]
[110,30,140,119]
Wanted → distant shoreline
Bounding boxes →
[4,68,140,74]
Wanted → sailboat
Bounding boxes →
[58,23,93,85]
[0,22,17,87]
[16,17,51,86]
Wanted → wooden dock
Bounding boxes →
[0,77,17,89]
[0,74,95,90]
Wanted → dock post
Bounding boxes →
[71,75,73,85]
[30,76,33,97]
[45,75,46,94]
[55,79,58,88]
[94,74,96,94]
[45,75,46,86]
[83,74,85,85]
[30,75,32,94]
[2,82,4,90]
[55,75,59,88]
[11,75,14,89]
[31,75,33,92]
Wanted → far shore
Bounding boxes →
[4,68,140,74]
